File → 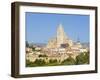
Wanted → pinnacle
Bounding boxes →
[58,23,64,31]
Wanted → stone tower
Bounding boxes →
[57,24,67,47]
[46,23,73,48]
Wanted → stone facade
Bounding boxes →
[47,24,78,49]
[45,24,88,59]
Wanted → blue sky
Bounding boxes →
[26,12,89,43]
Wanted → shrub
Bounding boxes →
[34,59,46,66]
[49,59,57,63]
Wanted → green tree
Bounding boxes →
[61,56,76,65]
[32,47,35,51]
[34,59,46,66]
[38,54,47,57]
[49,59,57,63]
[26,60,36,67]
[76,52,89,65]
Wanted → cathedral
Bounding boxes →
[43,23,88,59]
[46,24,81,49]
[26,24,88,63]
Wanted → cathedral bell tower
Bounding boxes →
[57,24,67,47]
[46,23,73,49]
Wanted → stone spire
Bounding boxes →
[46,23,73,49]
[57,24,67,47]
